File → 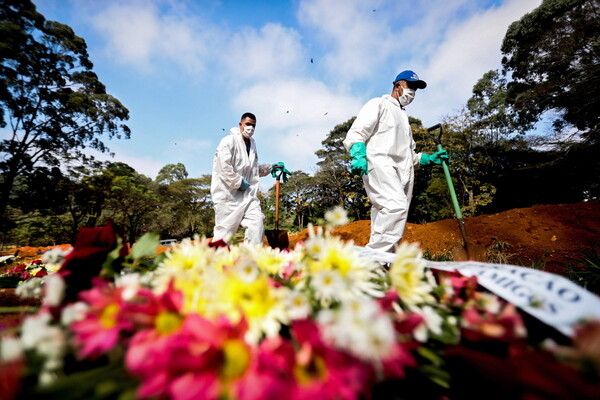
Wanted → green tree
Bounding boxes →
[467,70,522,142]
[410,112,497,221]
[268,170,315,230]
[313,118,370,221]
[156,163,189,185]
[104,170,158,244]
[0,0,130,221]
[152,174,214,238]
[501,0,599,144]
[500,0,600,201]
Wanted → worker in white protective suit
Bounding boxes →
[211,112,286,244]
[343,70,448,253]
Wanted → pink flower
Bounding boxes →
[70,279,133,359]
[235,336,296,400]
[381,341,418,380]
[290,319,374,400]
[436,270,478,306]
[126,314,252,400]
[462,302,526,342]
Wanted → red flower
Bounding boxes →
[209,239,230,249]
[33,269,47,278]
[58,221,125,302]
[0,358,24,400]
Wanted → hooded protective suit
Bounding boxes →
[343,94,422,253]
[211,127,271,243]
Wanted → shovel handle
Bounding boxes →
[426,124,463,220]
[274,179,280,231]
[427,123,443,145]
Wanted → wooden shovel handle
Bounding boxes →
[275,179,280,231]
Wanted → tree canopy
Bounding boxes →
[0,0,130,219]
[501,0,599,144]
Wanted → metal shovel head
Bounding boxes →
[265,229,289,249]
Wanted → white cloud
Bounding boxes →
[90,1,212,75]
[407,0,542,124]
[220,23,307,82]
[84,147,165,179]
[297,0,396,85]
[231,79,362,172]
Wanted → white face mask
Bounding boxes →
[242,125,255,138]
[398,87,415,107]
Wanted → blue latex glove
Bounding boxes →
[349,142,368,176]
[270,162,292,182]
[419,150,449,166]
[239,178,250,190]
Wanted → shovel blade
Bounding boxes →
[451,244,487,262]
[265,229,289,249]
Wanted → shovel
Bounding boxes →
[427,124,486,261]
[265,169,289,249]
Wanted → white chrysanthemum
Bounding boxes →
[42,274,65,306]
[304,236,328,260]
[411,305,444,343]
[325,206,349,226]
[318,298,396,362]
[0,336,23,362]
[15,277,43,298]
[388,242,434,306]
[61,302,89,326]
[116,273,142,301]
[231,256,260,283]
[302,236,384,303]
[478,292,502,314]
[41,247,72,272]
[20,312,66,385]
[158,236,216,273]
[247,244,302,276]
[282,288,311,320]
[311,269,345,303]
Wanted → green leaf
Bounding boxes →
[417,346,444,365]
[130,232,159,260]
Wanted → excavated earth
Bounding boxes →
[288,201,600,274]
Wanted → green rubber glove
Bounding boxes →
[270,162,292,183]
[349,142,368,176]
[419,150,449,166]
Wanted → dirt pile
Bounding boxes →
[289,201,600,273]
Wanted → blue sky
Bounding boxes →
[30,0,541,187]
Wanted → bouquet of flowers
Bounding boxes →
[1,209,599,400]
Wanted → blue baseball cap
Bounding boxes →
[394,70,427,89]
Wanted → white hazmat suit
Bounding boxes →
[343,94,423,253]
[211,127,271,244]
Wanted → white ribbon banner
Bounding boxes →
[355,246,600,337]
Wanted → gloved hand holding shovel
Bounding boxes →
[419,150,449,166]
[270,162,292,182]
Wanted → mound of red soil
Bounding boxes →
[289,201,600,273]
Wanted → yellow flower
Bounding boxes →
[155,311,183,335]
[220,339,251,380]
[388,243,434,306]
